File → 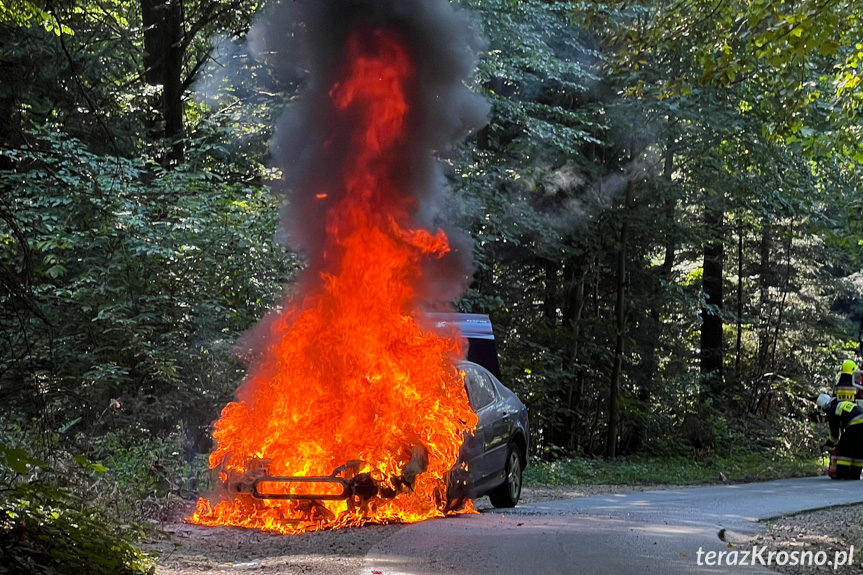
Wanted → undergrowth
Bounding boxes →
[0,443,154,575]
[524,451,823,486]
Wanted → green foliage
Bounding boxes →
[89,431,210,502]
[579,0,863,158]
[0,0,51,28]
[448,0,863,460]
[0,443,153,575]
[0,442,46,475]
[1,485,154,575]
[0,125,300,446]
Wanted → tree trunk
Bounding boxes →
[542,258,570,452]
[141,0,185,164]
[756,222,773,378]
[767,221,794,377]
[562,258,587,452]
[700,192,724,394]
[606,180,633,458]
[735,216,744,378]
[632,143,677,450]
[141,0,166,85]
[543,259,559,327]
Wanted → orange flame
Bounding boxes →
[191,29,478,533]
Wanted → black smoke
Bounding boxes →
[248,0,489,305]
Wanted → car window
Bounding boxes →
[464,366,496,411]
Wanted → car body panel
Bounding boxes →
[454,361,529,502]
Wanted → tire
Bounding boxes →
[489,444,523,508]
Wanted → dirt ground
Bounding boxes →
[739,503,863,575]
[142,485,661,575]
[143,483,863,575]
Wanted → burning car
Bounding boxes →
[213,354,529,520]
[208,313,528,517]
[198,313,529,530]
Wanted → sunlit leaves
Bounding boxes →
[0,0,55,31]
[579,0,863,158]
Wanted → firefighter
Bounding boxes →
[817,393,863,480]
[834,360,862,407]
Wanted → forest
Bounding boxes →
[2,0,863,572]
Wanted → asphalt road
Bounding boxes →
[364,477,863,575]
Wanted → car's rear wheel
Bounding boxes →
[489,443,522,508]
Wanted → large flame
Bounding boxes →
[191,29,478,533]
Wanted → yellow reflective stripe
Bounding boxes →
[836,460,853,466]
[849,415,863,425]
[839,402,857,415]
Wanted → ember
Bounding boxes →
[192,0,489,534]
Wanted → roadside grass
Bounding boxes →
[524,452,825,486]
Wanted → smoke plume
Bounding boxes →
[251,0,489,304]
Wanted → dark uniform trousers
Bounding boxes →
[830,399,863,480]
[836,423,863,479]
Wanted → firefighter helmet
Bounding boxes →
[842,360,857,375]
[817,394,833,410]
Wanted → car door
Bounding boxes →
[462,364,501,486]
[476,369,510,479]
